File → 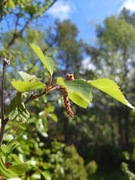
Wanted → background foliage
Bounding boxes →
[1,1,135,179]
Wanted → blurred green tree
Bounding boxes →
[86,14,135,150]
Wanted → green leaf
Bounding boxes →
[8,0,15,8]
[1,144,11,155]
[42,171,51,180]
[0,158,18,178]
[7,95,30,122]
[11,80,45,92]
[30,43,54,75]
[50,114,58,122]
[88,78,135,109]
[1,143,18,156]
[9,163,28,175]
[57,77,92,108]
[57,77,66,87]
[36,119,48,138]
[18,71,41,81]
[68,92,89,108]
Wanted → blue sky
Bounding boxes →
[47,0,135,43]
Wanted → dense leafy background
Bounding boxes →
[1,1,135,179]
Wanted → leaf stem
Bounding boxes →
[47,74,52,88]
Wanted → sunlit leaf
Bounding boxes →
[50,114,58,122]
[37,119,48,138]
[57,77,66,87]
[9,163,28,175]
[1,143,18,155]
[11,80,45,92]
[18,71,41,81]
[0,158,18,178]
[88,78,135,109]
[8,0,15,8]
[57,77,92,108]
[30,43,54,75]
[7,95,30,122]
[42,171,51,180]
[68,92,89,108]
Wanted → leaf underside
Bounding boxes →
[57,77,92,108]
[18,71,41,82]
[11,80,45,92]
[7,95,30,122]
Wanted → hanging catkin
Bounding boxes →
[56,85,74,118]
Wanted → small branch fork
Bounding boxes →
[25,74,74,118]
[0,56,11,145]
[0,59,55,145]
[0,67,74,145]
[25,75,59,104]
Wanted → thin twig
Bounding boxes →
[25,90,47,104]
[1,60,5,121]
[45,0,59,12]
[0,118,8,145]
[0,59,6,145]
[24,84,59,104]
[0,57,11,145]
[7,19,31,48]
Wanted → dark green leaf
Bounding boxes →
[7,95,30,122]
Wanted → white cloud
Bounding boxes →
[47,0,75,21]
[82,57,96,71]
[118,0,135,12]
